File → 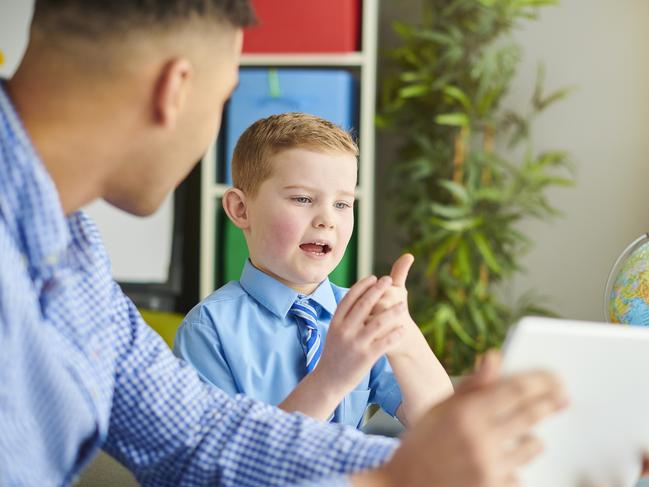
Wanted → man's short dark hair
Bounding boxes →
[32,0,256,38]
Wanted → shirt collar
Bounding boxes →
[0,81,71,274]
[239,260,337,320]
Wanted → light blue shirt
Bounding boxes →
[0,80,397,486]
[174,261,403,428]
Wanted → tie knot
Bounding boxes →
[290,296,318,327]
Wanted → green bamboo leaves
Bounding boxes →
[379,0,572,374]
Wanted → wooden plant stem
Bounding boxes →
[480,263,489,294]
[453,126,469,183]
[482,124,494,186]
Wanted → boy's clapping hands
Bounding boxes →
[279,274,407,419]
[312,274,407,395]
[281,254,452,424]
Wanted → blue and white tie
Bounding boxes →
[290,296,323,374]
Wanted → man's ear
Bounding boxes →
[222,188,250,229]
[152,58,193,128]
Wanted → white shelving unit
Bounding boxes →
[199,0,378,299]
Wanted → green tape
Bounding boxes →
[267,69,282,98]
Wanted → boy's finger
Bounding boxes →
[344,276,393,329]
[335,275,378,319]
[390,253,414,288]
[360,301,406,343]
[368,327,404,359]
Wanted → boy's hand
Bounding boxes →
[279,274,407,420]
[372,254,413,314]
[373,254,454,425]
[373,254,424,360]
[311,275,406,398]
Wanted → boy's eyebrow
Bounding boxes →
[282,185,355,198]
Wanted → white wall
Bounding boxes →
[377,0,649,323]
[505,0,649,321]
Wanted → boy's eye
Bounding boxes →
[334,201,352,210]
[292,196,312,204]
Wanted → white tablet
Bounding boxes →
[502,316,649,487]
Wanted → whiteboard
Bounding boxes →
[84,197,174,283]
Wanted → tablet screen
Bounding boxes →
[502,317,649,487]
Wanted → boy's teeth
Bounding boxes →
[300,243,325,253]
[300,243,331,254]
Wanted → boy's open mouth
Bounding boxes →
[299,241,332,255]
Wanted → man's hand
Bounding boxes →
[352,351,570,487]
[641,454,649,478]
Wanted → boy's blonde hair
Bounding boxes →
[231,112,359,196]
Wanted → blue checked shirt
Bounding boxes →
[0,81,398,486]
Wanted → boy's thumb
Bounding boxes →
[390,253,414,287]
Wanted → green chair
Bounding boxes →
[139,308,184,349]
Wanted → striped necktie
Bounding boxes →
[290,296,323,374]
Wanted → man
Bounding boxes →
[0,1,568,486]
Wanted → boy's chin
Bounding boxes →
[294,272,330,286]
[292,267,336,287]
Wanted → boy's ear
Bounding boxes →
[152,57,193,129]
[222,187,250,229]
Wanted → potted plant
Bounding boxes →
[377,0,575,375]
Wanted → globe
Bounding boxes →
[605,234,649,325]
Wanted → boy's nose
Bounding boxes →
[313,214,335,229]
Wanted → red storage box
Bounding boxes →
[243,0,360,53]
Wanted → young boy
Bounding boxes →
[174,112,452,428]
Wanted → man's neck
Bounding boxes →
[6,71,121,215]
